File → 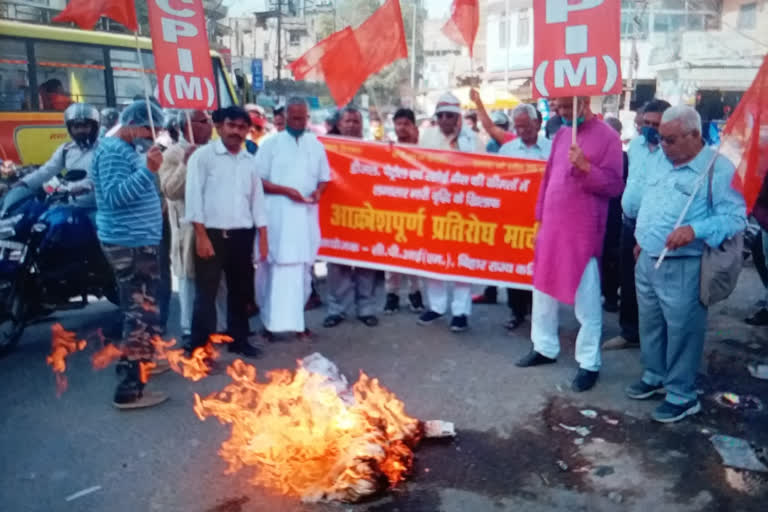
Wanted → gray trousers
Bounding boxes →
[326,264,377,317]
[636,254,708,405]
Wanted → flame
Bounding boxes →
[91,344,123,369]
[193,359,422,503]
[45,323,87,396]
[149,335,232,382]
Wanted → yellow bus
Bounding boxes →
[0,19,237,165]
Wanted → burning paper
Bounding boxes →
[194,353,454,503]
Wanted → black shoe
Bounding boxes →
[745,308,768,326]
[504,315,525,331]
[418,310,443,325]
[652,400,701,423]
[113,360,168,409]
[408,291,425,313]
[323,314,344,328]
[358,315,379,327]
[384,293,400,315]
[450,315,468,332]
[571,369,599,392]
[227,342,263,358]
[625,380,665,400]
[516,350,557,367]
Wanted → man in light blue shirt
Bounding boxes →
[605,100,670,351]
[626,105,746,423]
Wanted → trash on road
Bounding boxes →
[602,416,619,426]
[556,460,569,471]
[558,423,591,437]
[747,363,768,381]
[579,409,598,419]
[64,485,101,502]
[710,435,768,472]
[714,392,764,411]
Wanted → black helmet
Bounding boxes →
[64,103,100,149]
[100,107,119,131]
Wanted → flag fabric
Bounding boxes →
[721,55,768,212]
[53,0,137,31]
[441,0,479,57]
[287,0,408,106]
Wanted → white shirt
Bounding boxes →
[184,139,267,230]
[254,131,331,264]
[498,136,552,161]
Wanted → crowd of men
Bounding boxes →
[13,89,749,423]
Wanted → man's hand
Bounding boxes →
[634,244,642,262]
[183,144,199,164]
[259,240,268,262]
[146,146,164,173]
[665,225,696,250]
[568,145,591,174]
[284,187,308,203]
[469,88,483,108]
[196,233,215,259]
[307,189,322,203]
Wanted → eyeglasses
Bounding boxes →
[436,112,458,119]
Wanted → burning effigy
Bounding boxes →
[194,353,454,503]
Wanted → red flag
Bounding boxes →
[442,0,479,57]
[722,55,768,212]
[288,0,408,106]
[53,0,137,31]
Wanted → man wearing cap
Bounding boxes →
[417,92,483,332]
[469,88,516,153]
[90,100,167,409]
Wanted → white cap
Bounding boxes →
[435,92,461,115]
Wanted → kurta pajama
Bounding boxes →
[255,131,331,333]
[531,118,624,370]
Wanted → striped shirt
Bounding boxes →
[90,136,162,247]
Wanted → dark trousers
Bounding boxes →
[619,218,639,342]
[157,213,172,331]
[602,242,621,307]
[191,228,255,349]
[480,286,532,319]
[101,244,162,361]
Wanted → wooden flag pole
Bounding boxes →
[572,96,578,145]
[184,110,195,145]
[133,31,157,140]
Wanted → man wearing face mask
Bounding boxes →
[90,99,167,409]
[256,97,331,339]
[16,103,100,209]
[603,100,670,351]
[516,96,624,393]
[626,105,745,422]
[417,92,483,333]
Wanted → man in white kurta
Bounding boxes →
[255,98,331,336]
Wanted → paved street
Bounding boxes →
[1,266,767,512]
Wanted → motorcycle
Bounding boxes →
[0,170,118,356]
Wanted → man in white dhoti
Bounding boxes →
[255,97,331,339]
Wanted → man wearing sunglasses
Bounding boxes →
[417,92,483,333]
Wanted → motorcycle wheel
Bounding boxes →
[0,287,25,357]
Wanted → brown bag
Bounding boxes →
[700,161,744,306]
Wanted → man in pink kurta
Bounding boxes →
[516,97,624,393]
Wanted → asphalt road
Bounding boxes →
[1,268,767,512]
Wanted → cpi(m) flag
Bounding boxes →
[53,0,137,31]
[288,0,407,107]
[721,55,768,212]
[442,0,479,57]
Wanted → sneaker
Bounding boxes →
[384,293,400,315]
[652,400,701,423]
[571,369,599,392]
[408,291,425,313]
[113,360,168,410]
[625,380,665,400]
[418,310,443,325]
[603,335,640,351]
[450,315,469,332]
[515,350,557,367]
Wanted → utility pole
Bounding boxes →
[277,0,282,80]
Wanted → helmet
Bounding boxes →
[100,107,119,131]
[64,103,100,149]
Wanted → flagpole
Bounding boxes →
[572,96,578,145]
[184,110,195,144]
[133,31,157,140]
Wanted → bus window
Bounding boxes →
[110,48,157,107]
[0,39,31,111]
[213,58,234,108]
[35,42,107,110]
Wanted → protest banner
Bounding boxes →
[147,0,216,109]
[317,137,545,289]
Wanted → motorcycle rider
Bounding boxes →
[15,103,100,209]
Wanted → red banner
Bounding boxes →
[147,0,216,109]
[533,0,622,98]
[317,137,545,288]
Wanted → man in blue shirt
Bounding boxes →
[625,105,746,423]
[605,100,670,350]
[90,100,167,410]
